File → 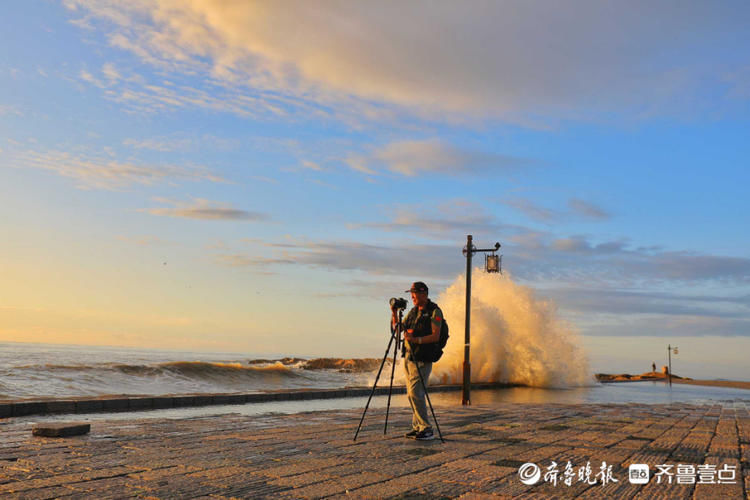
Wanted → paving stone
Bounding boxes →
[31,422,90,438]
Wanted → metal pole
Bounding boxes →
[668,344,672,387]
[463,235,472,406]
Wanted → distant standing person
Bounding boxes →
[652,362,656,373]
[391,281,443,441]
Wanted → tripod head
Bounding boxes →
[392,307,408,359]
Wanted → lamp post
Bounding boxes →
[667,344,678,387]
[462,235,501,406]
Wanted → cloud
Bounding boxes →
[509,233,750,286]
[123,137,192,152]
[65,1,750,124]
[345,140,529,177]
[78,63,310,120]
[11,149,225,190]
[578,314,750,338]
[300,160,323,171]
[226,238,461,281]
[344,201,749,286]
[542,287,749,319]
[623,252,750,282]
[123,134,240,153]
[356,200,516,241]
[143,198,269,221]
[568,198,611,220]
[215,255,295,267]
[503,199,559,222]
[502,197,611,223]
[551,236,627,254]
[219,232,750,336]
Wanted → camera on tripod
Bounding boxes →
[389,297,407,310]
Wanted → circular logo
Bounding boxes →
[518,462,541,485]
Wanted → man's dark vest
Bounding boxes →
[404,300,440,362]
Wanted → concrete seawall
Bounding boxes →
[0,382,515,418]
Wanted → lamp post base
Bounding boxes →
[462,361,471,406]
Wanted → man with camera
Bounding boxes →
[391,281,443,441]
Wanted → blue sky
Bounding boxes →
[1,1,749,379]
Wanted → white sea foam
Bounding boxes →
[431,270,591,388]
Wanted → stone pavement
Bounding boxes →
[1,401,749,499]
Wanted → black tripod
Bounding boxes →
[353,308,444,442]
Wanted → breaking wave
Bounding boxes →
[0,357,389,399]
[431,270,591,388]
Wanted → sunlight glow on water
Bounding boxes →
[20,382,750,425]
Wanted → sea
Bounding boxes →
[3,342,750,421]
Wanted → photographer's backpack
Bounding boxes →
[432,306,449,362]
[417,301,449,362]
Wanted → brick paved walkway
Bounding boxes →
[1,401,748,499]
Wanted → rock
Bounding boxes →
[32,422,91,437]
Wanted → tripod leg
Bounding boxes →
[415,361,445,443]
[383,333,399,434]
[353,330,397,441]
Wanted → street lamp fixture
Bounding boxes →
[485,253,502,274]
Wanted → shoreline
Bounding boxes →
[596,371,750,391]
[4,377,750,420]
[0,382,518,419]
[673,378,750,391]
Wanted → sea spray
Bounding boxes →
[430,270,590,388]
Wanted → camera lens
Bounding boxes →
[390,297,407,309]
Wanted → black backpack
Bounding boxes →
[432,313,450,362]
[407,301,449,363]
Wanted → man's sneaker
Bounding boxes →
[415,428,435,441]
[405,429,418,439]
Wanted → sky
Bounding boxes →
[1,1,749,379]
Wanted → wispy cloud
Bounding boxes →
[542,287,750,319]
[568,198,611,220]
[345,140,530,177]
[143,198,269,221]
[354,200,517,241]
[11,149,225,190]
[502,197,611,223]
[123,134,239,153]
[64,2,750,123]
[215,230,750,336]
[509,232,750,286]
[215,255,295,267]
[300,160,324,171]
[503,198,559,223]
[223,238,460,281]
[123,137,192,153]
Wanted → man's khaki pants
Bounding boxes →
[404,357,432,432]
